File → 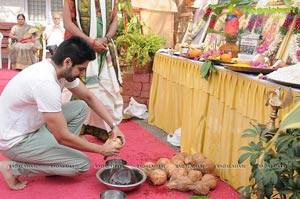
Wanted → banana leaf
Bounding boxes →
[264,102,300,155]
[278,102,300,131]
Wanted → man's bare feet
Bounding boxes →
[0,161,28,190]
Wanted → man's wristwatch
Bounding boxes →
[111,122,118,129]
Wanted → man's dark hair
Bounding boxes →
[51,36,96,67]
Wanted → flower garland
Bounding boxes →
[246,14,257,32]
[279,12,296,35]
[288,0,300,63]
[294,15,300,34]
[253,14,268,34]
[192,7,211,38]
[263,12,296,57]
[202,7,221,49]
[287,15,300,63]
[207,14,217,32]
[203,8,212,22]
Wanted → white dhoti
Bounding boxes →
[63,0,123,132]
[84,59,123,131]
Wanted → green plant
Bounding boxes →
[116,0,133,17]
[125,15,143,35]
[238,102,300,199]
[115,0,137,38]
[115,30,166,67]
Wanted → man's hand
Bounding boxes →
[93,38,108,53]
[101,139,122,157]
[111,126,126,147]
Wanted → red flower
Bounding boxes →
[294,15,300,34]
[205,8,212,16]
[208,19,216,29]
[203,8,212,22]
[280,12,295,35]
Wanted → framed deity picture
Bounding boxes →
[261,11,287,49]
[258,5,291,61]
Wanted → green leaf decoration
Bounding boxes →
[200,61,217,80]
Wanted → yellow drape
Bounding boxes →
[148,53,299,189]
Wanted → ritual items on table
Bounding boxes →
[224,8,243,37]
[184,0,300,68]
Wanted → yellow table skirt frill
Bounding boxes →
[148,53,299,189]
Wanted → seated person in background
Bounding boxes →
[9,14,42,70]
[43,13,65,55]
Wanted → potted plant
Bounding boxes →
[114,15,143,72]
[115,32,166,73]
[237,98,300,199]
[116,32,166,73]
[115,16,166,73]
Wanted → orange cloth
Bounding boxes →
[20,38,33,43]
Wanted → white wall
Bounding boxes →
[0,0,60,25]
[0,0,26,23]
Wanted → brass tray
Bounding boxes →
[172,52,199,60]
[207,59,235,65]
[267,77,300,88]
[222,64,275,74]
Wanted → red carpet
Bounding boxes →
[0,121,240,199]
[0,68,19,93]
[0,65,240,199]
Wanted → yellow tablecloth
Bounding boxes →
[148,53,299,189]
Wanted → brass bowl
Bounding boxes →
[100,190,126,199]
[105,159,127,168]
[96,166,147,192]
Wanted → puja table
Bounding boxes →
[148,52,299,189]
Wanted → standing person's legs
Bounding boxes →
[0,100,90,190]
[82,63,123,141]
